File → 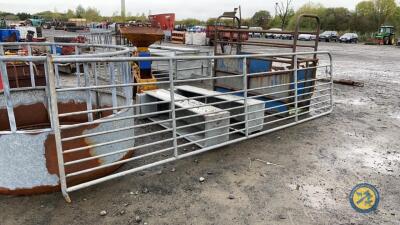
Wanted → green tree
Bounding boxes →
[353,0,397,33]
[276,0,295,29]
[66,9,75,19]
[373,0,397,26]
[320,7,352,31]
[75,5,85,18]
[0,11,14,18]
[287,3,325,30]
[356,1,374,16]
[206,18,217,26]
[35,11,55,21]
[354,1,377,33]
[176,18,205,27]
[16,12,31,20]
[84,7,101,22]
[251,10,271,29]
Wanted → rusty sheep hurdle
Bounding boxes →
[0,51,333,202]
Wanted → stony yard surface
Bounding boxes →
[1,40,399,225]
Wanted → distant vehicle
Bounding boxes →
[397,38,400,46]
[0,19,6,29]
[42,22,52,29]
[298,34,316,41]
[65,18,87,32]
[174,24,187,31]
[319,31,338,42]
[374,25,395,45]
[265,28,282,39]
[188,26,206,32]
[108,23,116,30]
[26,19,44,27]
[339,33,358,43]
[281,33,293,40]
[249,27,263,38]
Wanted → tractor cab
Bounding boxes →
[375,25,396,45]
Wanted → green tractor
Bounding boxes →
[0,19,6,29]
[375,25,396,45]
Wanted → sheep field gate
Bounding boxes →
[0,49,333,202]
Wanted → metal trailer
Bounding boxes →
[213,11,321,114]
[0,48,333,202]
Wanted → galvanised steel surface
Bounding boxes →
[0,50,333,202]
[0,42,131,197]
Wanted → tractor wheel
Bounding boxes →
[384,37,390,45]
[390,37,395,45]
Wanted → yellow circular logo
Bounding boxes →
[349,183,380,213]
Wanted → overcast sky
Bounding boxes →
[1,0,364,20]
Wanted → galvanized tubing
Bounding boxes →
[0,50,333,201]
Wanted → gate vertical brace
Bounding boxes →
[27,44,36,88]
[329,54,334,110]
[46,55,71,203]
[75,46,81,86]
[293,55,298,122]
[52,44,60,87]
[242,57,249,137]
[169,59,178,157]
[0,61,17,132]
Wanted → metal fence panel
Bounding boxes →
[0,50,333,201]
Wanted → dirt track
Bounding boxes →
[1,41,399,225]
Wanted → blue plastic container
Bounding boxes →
[138,51,152,70]
[0,29,21,42]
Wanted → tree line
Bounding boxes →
[179,0,400,35]
[1,0,399,35]
[0,5,147,23]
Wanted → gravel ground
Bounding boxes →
[1,40,399,225]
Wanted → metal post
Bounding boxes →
[46,55,71,203]
[91,62,101,111]
[242,57,249,137]
[293,55,298,122]
[174,54,178,80]
[52,44,60,87]
[169,59,178,157]
[109,62,118,114]
[329,54,334,110]
[75,45,81,86]
[207,51,213,78]
[83,63,93,122]
[123,61,132,106]
[43,58,54,129]
[27,44,35,87]
[0,61,17,132]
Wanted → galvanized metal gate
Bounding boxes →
[0,47,332,201]
[46,51,333,202]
